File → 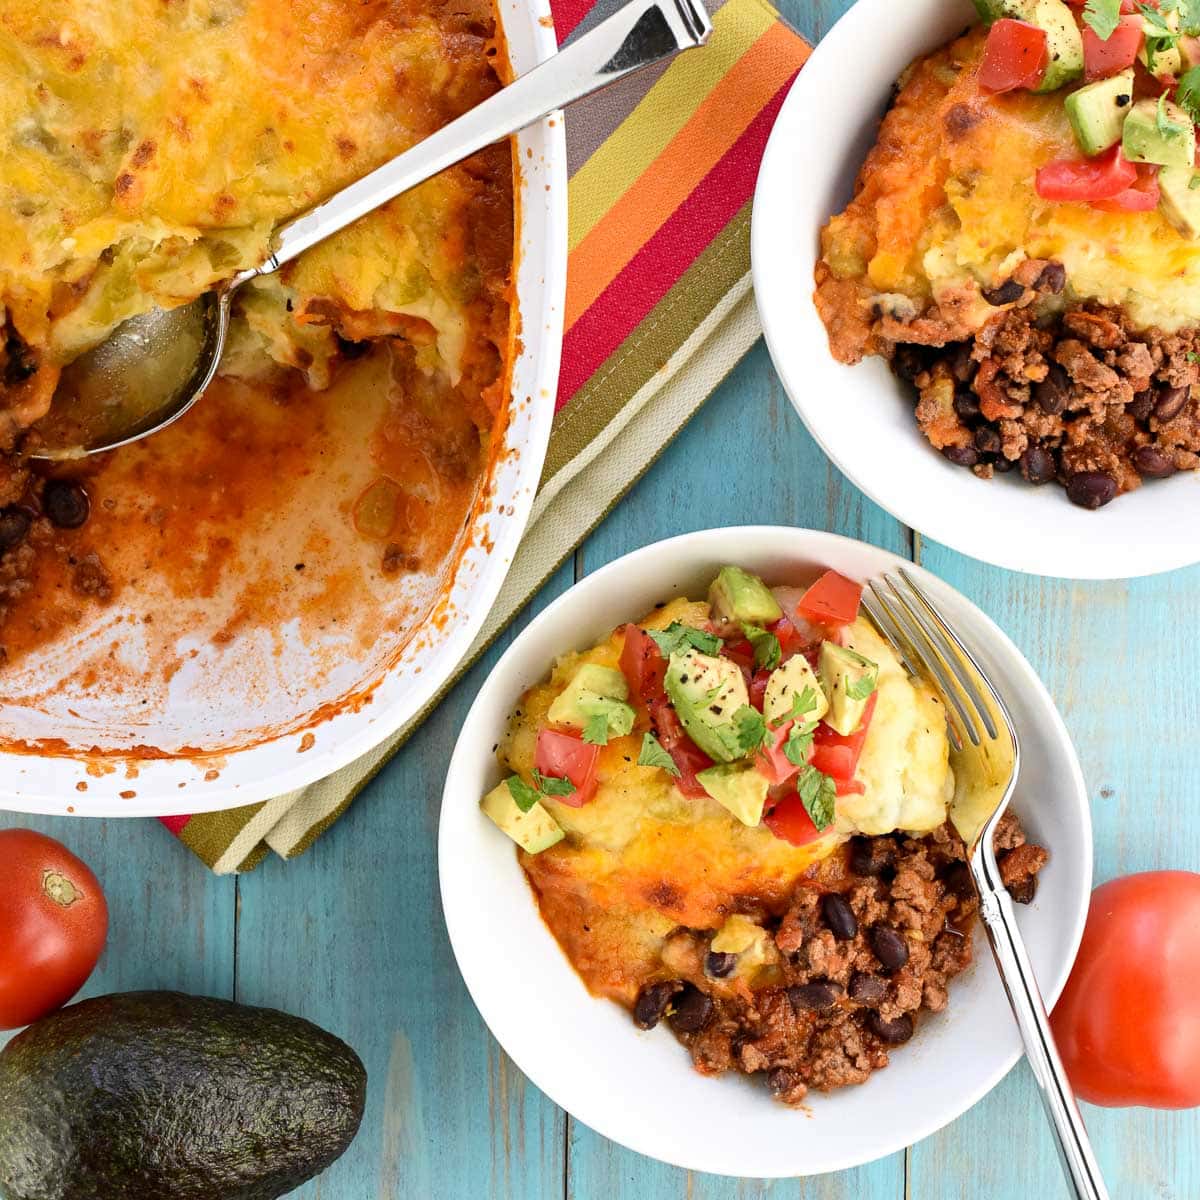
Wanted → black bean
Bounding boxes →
[982,279,1025,306]
[1066,471,1118,510]
[1007,876,1038,905]
[42,479,90,529]
[3,336,36,385]
[1133,445,1177,479]
[0,506,31,552]
[974,426,1002,455]
[941,444,979,468]
[1020,445,1057,486]
[949,343,975,383]
[820,893,858,941]
[335,334,371,360]
[849,836,896,878]
[1034,364,1070,416]
[992,455,1015,473]
[1034,262,1066,295]
[633,981,681,1030]
[848,972,888,1007]
[1153,384,1189,423]
[953,391,982,423]
[1129,388,1155,423]
[705,951,737,979]
[787,981,842,1013]
[869,925,910,972]
[667,984,714,1034]
[892,345,927,384]
[767,1066,800,1097]
[866,1010,914,1045]
[941,861,975,901]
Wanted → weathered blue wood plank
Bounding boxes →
[232,564,575,1200]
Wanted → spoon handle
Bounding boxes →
[970,846,1110,1200]
[243,0,711,278]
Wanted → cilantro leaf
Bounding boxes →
[734,705,769,754]
[1190,350,1200,360]
[647,622,723,658]
[532,769,577,798]
[741,623,782,671]
[783,720,818,766]
[771,684,820,729]
[582,712,610,746]
[638,732,681,777]
[1178,65,1200,123]
[1083,0,1122,39]
[845,669,878,703]
[796,766,837,831]
[506,775,542,813]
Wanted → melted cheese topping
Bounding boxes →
[0,0,509,396]
[820,27,1200,340]
[509,598,952,1003]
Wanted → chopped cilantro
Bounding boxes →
[638,732,681,776]
[647,622,723,658]
[1191,178,1200,191]
[741,623,782,671]
[734,705,770,754]
[796,766,838,831]
[582,712,610,745]
[1178,65,1200,124]
[783,720,818,767]
[505,775,541,813]
[532,769,577,798]
[771,684,820,729]
[1083,0,1122,39]
[845,669,878,703]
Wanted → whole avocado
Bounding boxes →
[0,991,367,1200]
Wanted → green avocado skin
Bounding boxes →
[0,991,367,1200]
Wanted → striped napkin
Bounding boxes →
[163,0,811,872]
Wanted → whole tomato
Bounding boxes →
[0,829,109,1029]
[1051,870,1200,1108]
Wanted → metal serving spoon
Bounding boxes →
[862,569,1109,1200]
[32,0,712,460]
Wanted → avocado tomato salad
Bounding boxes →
[976,0,1200,225]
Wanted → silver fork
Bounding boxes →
[861,568,1108,1200]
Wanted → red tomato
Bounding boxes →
[721,637,756,673]
[1051,871,1200,1108]
[650,702,713,799]
[1091,163,1161,210]
[755,721,803,786]
[534,729,599,807]
[1083,15,1143,80]
[619,625,666,703]
[979,19,1048,92]
[770,615,808,659]
[797,570,863,628]
[811,692,878,782]
[810,742,856,779]
[1035,145,1138,201]
[748,668,771,712]
[0,829,108,1030]
[764,792,824,847]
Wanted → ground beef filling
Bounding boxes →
[893,279,1200,508]
[631,814,1047,1106]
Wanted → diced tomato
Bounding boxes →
[1083,14,1143,81]
[619,625,666,703]
[650,702,713,799]
[770,615,807,659]
[721,636,756,673]
[979,19,1048,92]
[797,570,863,628]
[811,693,879,783]
[834,776,866,797]
[534,729,599,807]
[764,792,825,847]
[1035,144,1138,201]
[1091,163,1161,210]
[748,668,771,712]
[755,721,803,786]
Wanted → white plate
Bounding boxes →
[439,526,1092,1177]
[752,0,1200,580]
[0,0,567,817]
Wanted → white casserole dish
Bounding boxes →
[0,0,567,817]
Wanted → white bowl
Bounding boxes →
[0,0,566,818]
[752,0,1200,580]
[439,526,1092,1177]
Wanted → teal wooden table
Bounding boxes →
[4,2,1199,1195]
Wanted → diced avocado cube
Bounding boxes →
[708,565,782,625]
[696,762,770,827]
[817,641,878,736]
[1065,70,1135,156]
[762,655,829,726]
[1123,98,1196,168]
[1140,11,1184,76]
[1158,165,1200,238]
[664,647,748,763]
[547,663,635,736]
[481,781,564,854]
